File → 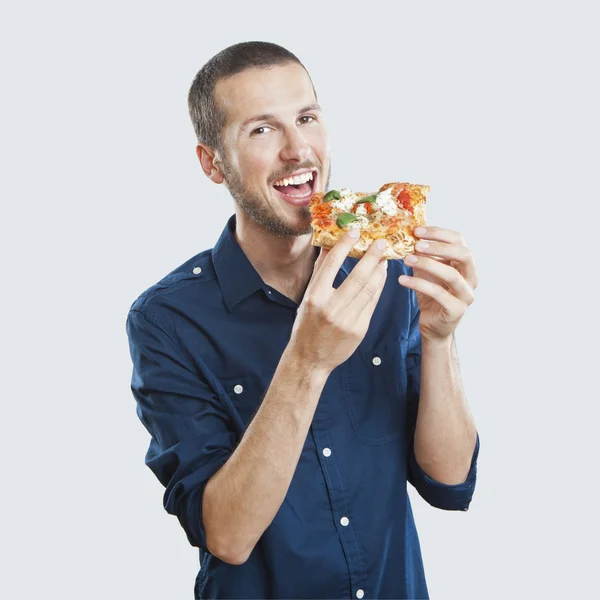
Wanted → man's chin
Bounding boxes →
[236,204,312,239]
[288,209,313,237]
[275,218,313,239]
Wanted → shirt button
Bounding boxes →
[322,448,332,457]
[372,356,382,366]
[356,590,365,599]
[192,266,202,275]
[340,516,349,527]
[233,385,243,394]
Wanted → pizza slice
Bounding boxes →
[309,182,430,260]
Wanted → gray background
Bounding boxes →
[2,1,598,598]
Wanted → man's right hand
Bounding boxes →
[289,229,389,375]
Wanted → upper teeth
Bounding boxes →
[274,172,314,187]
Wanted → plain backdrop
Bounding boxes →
[2,1,599,598]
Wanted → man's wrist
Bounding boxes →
[421,333,454,353]
[282,343,332,384]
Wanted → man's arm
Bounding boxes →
[203,231,389,565]
[399,225,480,496]
[203,346,328,565]
[413,335,478,485]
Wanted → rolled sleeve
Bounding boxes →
[126,309,235,550]
[408,432,480,511]
[404,290,480,511]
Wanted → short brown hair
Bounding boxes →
[187,41,316,152]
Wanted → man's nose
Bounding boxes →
[279,127,311,163]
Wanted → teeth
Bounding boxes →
[274,171,314,187]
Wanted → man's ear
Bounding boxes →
[196,143,225,184]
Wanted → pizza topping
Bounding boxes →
[349,215,370,229]
[323,189,340,202]
[357,194,377,204]
[312,202,332,218]
[397,189,413,213]
[336,212,359,228]
[310,182,429,260]
[314,183,426,234]
[375,187,398,217]
[330,188,360,213]
[354,201,374,215]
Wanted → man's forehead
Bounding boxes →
[216,64,317,126]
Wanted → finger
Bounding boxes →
[413,226,467,247]
[355,261,388,328]
[411,240,478,289]
[348,258,388,316]
[335,238,388,305]
[403,255,475,305]
[311,229,363,290]
[398,274,465,317]
[306,247,334,292]
[310,247,329,278]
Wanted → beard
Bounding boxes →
[219,154,331,239]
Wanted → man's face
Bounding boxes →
[215,63,331,238]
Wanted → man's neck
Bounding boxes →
[234,213,319,305]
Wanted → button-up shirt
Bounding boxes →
[126,214,480,599]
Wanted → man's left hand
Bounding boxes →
[398,226,478,343]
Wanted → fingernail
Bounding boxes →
[376,239,387,250]
[405,254,418,264]
[414,227,427,236]
[416,241,430,250]
[348,228,360,238]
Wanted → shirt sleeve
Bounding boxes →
[126,308,236,550]
[405,290,480,512]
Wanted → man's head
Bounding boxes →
[188,41,330,238]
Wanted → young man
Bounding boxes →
[126,41,480,599]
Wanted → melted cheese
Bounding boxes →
[375,188,398,216]
[347,215,370,229]
[330,188,359,213]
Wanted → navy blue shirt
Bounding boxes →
[126,214,480,599]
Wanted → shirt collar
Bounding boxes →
[212,214,264,312]
[212,213,351,312]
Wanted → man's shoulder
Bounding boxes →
[128,247,217,317]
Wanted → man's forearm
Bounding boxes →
[413,335,478,485]
[202,345,329,564]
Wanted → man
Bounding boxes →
[126,41,480,599]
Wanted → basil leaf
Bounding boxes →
[357,194,377,204]
[323,189,340,202]
[336,212,358,228]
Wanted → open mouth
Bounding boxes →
[272,170,317,205]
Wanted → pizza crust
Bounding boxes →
[312,227,412,259]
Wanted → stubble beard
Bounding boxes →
[220,156,331,239]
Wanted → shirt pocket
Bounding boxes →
[341,339,408,444]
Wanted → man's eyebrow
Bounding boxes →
[239,104,322,131]
[298,103,322,115]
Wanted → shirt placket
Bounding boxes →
[311,395,368,600]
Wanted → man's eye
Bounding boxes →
[299,115,315,124]
[252,126,270,135]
